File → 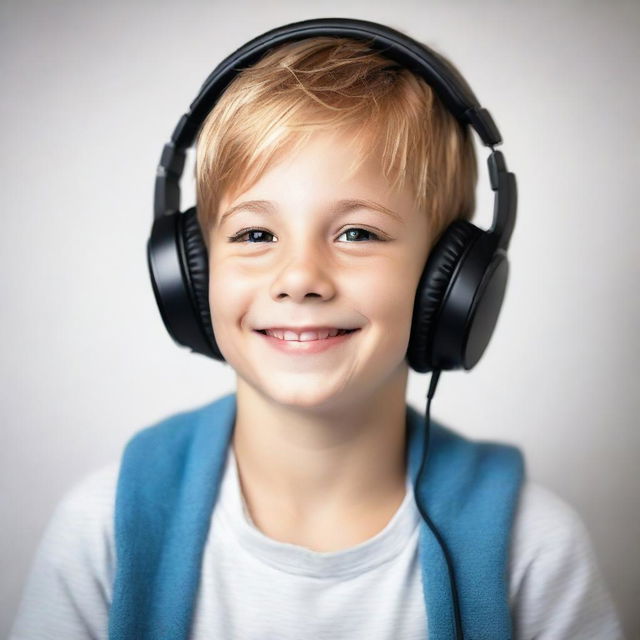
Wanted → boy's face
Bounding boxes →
[207,130,432,412]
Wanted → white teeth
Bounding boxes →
[264,328,346,341]
[299,331,322,341]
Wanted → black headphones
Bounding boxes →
[148,17,516,374]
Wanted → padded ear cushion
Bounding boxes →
[407,220,482,373]
[180,207,225,361]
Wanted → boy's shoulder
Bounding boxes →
[509,481,624,637]
[35,393,235,582]
[52,461,120,554]
[511,480,591,577]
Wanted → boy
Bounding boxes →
[11,23,623,639]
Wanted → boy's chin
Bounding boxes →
[238,375,358,416]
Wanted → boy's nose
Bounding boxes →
[269,249,336,302]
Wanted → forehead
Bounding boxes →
[218,130,414,217]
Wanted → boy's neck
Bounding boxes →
[231,368,409,551]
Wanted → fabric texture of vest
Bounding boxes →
[108,393,524,639]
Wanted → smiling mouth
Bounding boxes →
[255,329,359,341]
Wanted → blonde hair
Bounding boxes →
[195,36,477,249]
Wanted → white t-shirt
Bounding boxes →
[10,446,624,639]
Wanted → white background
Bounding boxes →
[1,0,638,637]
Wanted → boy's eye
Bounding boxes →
[336,228,381,242]
[227,227,382,243]
[227,229,277,243]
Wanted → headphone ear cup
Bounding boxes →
[407,220,481,373]
[179,208,226,361]
[147,205,226,361]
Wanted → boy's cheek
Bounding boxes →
[208,268,250,324]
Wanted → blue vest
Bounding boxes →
[108,393,524,639]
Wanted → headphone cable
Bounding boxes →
[413,368,463,639]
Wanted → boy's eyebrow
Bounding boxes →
[218,199,404,225]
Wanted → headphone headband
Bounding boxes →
[183,19,500,147]
[153,17,516,251]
